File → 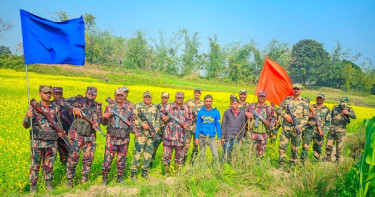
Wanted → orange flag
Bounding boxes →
[255,56,293,105]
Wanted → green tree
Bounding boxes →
[179,28,201,75]
[205,35,227,80]
[152,31,180,75]
[0,46,11,55]
[289,39,330,85]
[124,30,155,70]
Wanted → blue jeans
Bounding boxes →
[221,139,239,163]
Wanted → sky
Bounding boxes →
[1,0,374,65]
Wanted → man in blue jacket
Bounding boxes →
[194,95,221,161]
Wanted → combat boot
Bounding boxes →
[141,170,149,179]
[131,172,137,181]
[67,179,73,188]
[46,180,53,191]
[117,174,124,183]
[81,175,88,184]
[164,164,170,176]
[30,183,37,194]
[149,162,153,169]
[101,174,108,186]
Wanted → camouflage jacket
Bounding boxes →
[307,104,331,134]
[134,102,161,138]
[67,95,103,140]
[246,103,276,133]
[102,102,134,142]
[156,103,167,127]
[277,96,309,130]
[50,98,74,130]
[239,101,250,112]
[184,99,204,121]
[23,101,62,148]
[160,102,193,146]
[331,105,356,129]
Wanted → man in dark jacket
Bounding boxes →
[221,97,246,163]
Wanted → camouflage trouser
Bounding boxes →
[30,146,57,184]
[130,134,154,172]
[252,132,268,157]
[66,138,96,180]
[326,127,346,161]
[163,145,185,165]
[57,138,69,165]
[279,128,301,163]
[151,128,164,163]
[184,129,199,160]
[102,141,129,176]
[301,127,325,161]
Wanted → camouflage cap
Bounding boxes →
[340,96,349,103]
[53,87,63,93]
[161,91,169,98]
[230,94,236,98]
[115,87,124,96]
[143,90,152,98]
[176,92,184,98]
[293,83,302,89]
[121,86,129,92]
[239,89,247,94]
[86,87,97,96]
[258,90,267,97]
[194,88,201,93]
[39,85,52,93]
[317,92,325,99]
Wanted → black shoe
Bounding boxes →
[101,174,108,186]
[131,172,137,181]
[149,162,153,169]
[117,175,124,183]
[141,170,149,179]
[30,183,37,194]
[46,180,53,191]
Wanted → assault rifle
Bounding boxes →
[30,99,73,153]
[105,97,138,133]
[80,111,107,137]
[286,103,301,135]
[309,105,324,138]
[140,111,161,141]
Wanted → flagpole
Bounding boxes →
[25,64,35,155]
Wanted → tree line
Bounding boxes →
[0,12,374,95]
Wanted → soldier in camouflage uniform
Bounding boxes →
[276,84,309,165]
[183,88,204,164]
[301,93,331,163]
[325,97,356,162]
[66,87,103,186]
[239,89,252,142]
[101,87,134,185]
[150,91,170,168]
[268,103,281,143]
[130,91,161,179]
[23,85,63,193]
[51,87,74,166]
[245,90,276,158]
[160,92,192,175]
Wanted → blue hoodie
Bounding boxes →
[195,106,221,139]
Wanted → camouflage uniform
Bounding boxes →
[277,95,309,164]
[150,102,167,166]
[184,98,203,163]
[160,93,192,173]
[325,97,356,162]
[269,104,282,142]
[301,95,331,162]
[23,86,61,190]
[50,87,74,166]
[130,99,160,174]
[101,97,133,178]
[66,87,102,183]
[247,101,276,157]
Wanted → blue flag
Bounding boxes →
[20,9,85,65]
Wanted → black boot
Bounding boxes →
[149,162,153,169]
[117,174,124,183]
[131,172,137,181]
[141,170,149,179]
[101,174,108,186]
[81,175,88,184]
[46,180,53,191]
[30,183,37,194]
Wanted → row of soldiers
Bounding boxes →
[23,84,356,193]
